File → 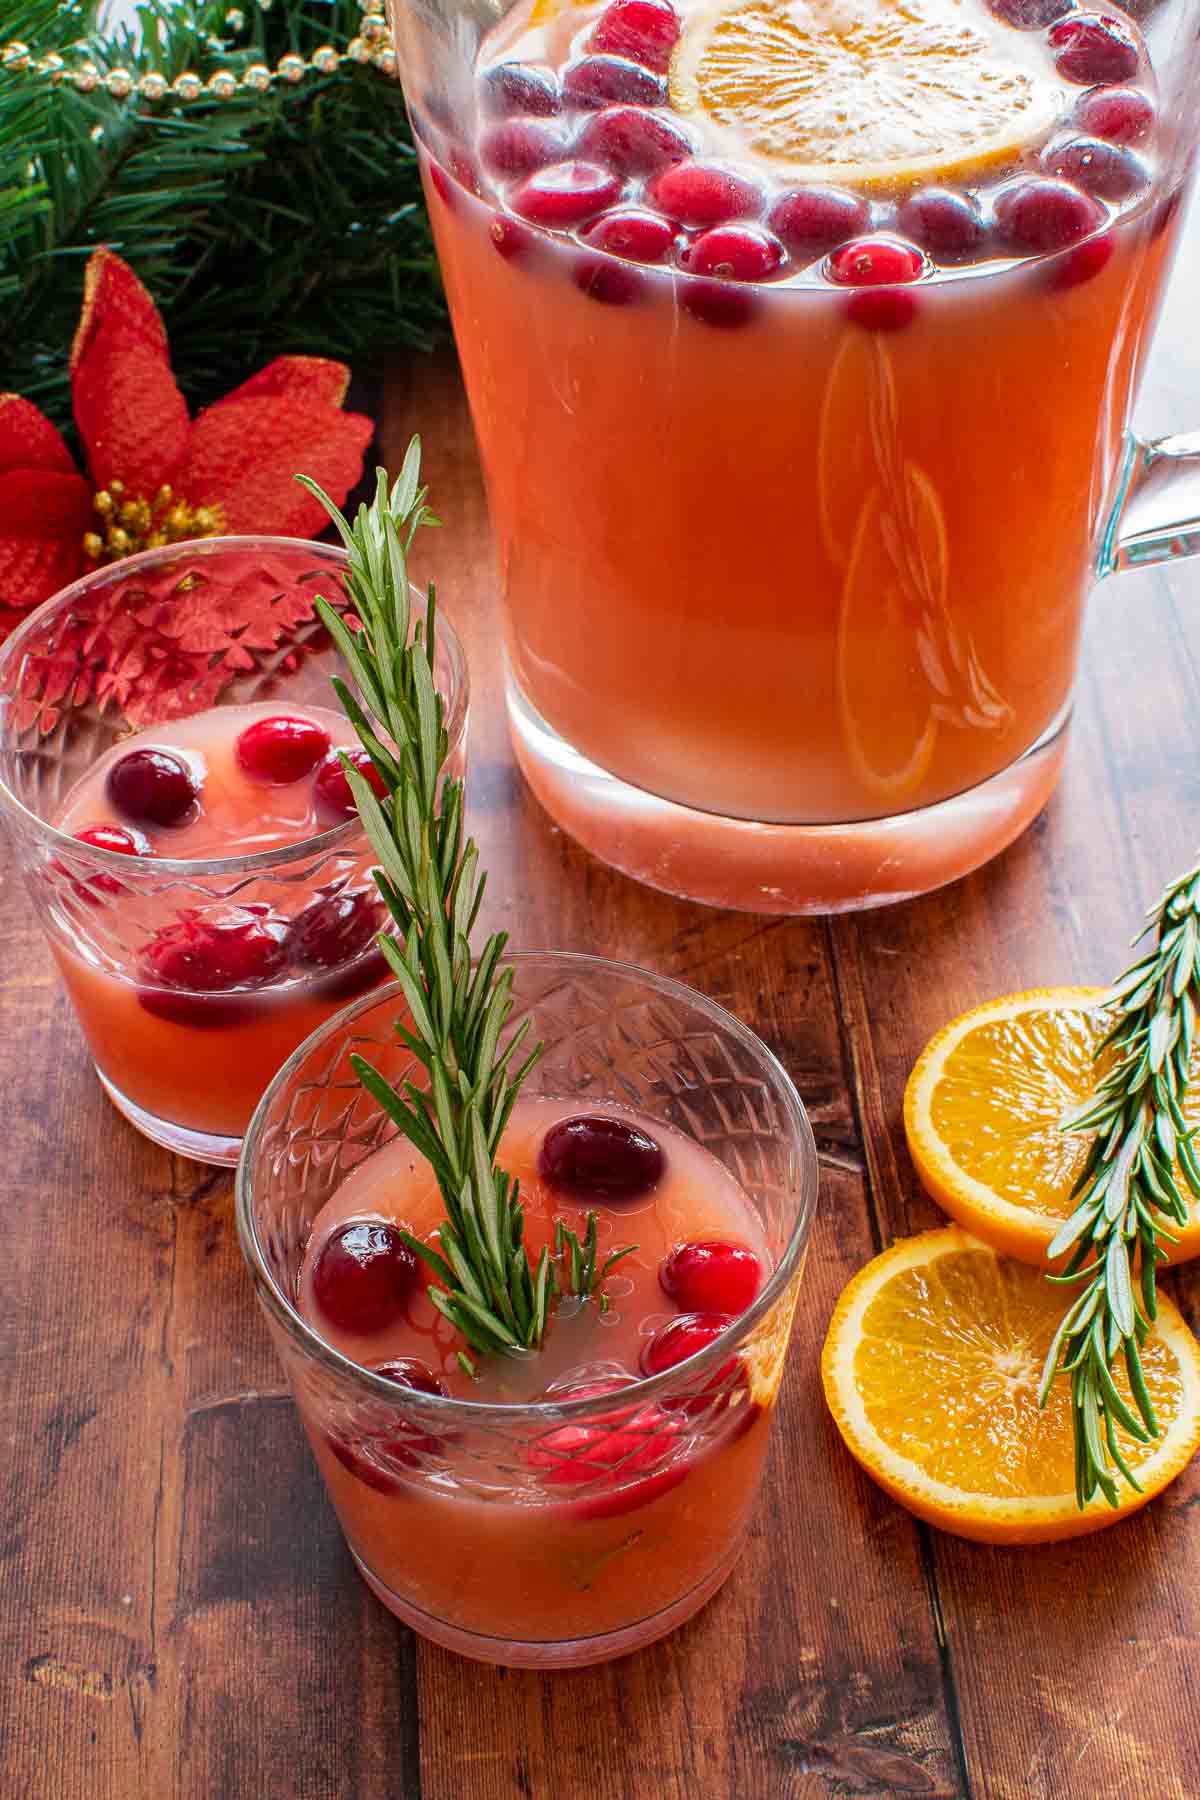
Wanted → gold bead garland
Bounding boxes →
[1,0,396,101]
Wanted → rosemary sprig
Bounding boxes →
[298,443,632,1374]
[1038,861,1200,1508]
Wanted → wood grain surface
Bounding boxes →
[2,194,1199,1799]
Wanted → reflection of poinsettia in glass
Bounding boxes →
[0,247,374,642]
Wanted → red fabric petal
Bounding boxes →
[0,395,78,477]
[218,355,352,409]
[177,384,374,537]
[69,249,190,495]
[0,468,91,637]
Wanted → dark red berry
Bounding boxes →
[582,207,677,262]
[768,186,869,255]
[235,714,331,786]
[685,223,785,280]
[314,746,388,821]
[1049,12,1140,85]
[845,289,920,331]
[985,0,1073,24]
[1041,135,1148,200]
[896,188,986,259]
[574,105,692,177]
[107,747,198,829]
[827,236,925,286]
[376,1358,447,1399]
[562,54,667,109]
[681,279,754,328]
[325,1433,402,1494]
[590,0,680,72]
[574,256,644,303]
[640,1311,734,1377]
[311,1220,420,1334]
[140,913,287,992]
[512,161,623,227]
[648,160,761,226]
[448,149,482,197]
[538,1113,664,1200]
[529,1379,685,1518]
[479,117,571,180]
[1047,230,1114,288]
[480,61,561,119]
[994,178,1104,251]
[1075,85,1154,145]
[427,162,455,210]
[373,1358,450,1461]
[62,823,150,902]
[660,1240,762,1314]
[490,214,536,260]
[286,888,383,971]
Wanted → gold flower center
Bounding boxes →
[82,479,227,563]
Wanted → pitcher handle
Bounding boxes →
[1099,431,1200,575]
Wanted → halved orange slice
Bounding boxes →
[822,1227,1200,1543]
[671,0,1068,190]
[905,988,1200,1266]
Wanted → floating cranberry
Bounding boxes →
[235,713,331,786]
[994,178,1104,251]
[574,256,644,304]
[374,1358,450,1461]
[640,1310,734,1377]
[1049,12,1140,85]
[448,149,482,197]
[685,223,785,281]
[107,747,198,829]
[538,1113,664,1200]
[848,290,920,330]
[897,188,986,259]
[1042,135,1147,200]
[827,236,925,286]
[427,162,455,210]
[490,215,535,260]
[681,279,754,328]
[480,61,561,119]
[74,822,147,858]
[529,1379,685,1517]
[768,186,869,255]
[649,160,762,227]
[562,54,667,110]
[311,1220,420,1335]
[582,207,677,263]
[141,912,287,992]
[512,161,623,227]
[574,105,692,177]
[1075,85,1154,145]
[314,746,389,821]
[985,0,1072,24]
[325,1433,403,1495]
[660,1240,762,1314]
[590,0,680,72]
[286,888,383,971]
[479,118,571,180]
[1048,231,1114,288]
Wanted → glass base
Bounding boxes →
[351,1538,743,1669]
[507,674,1070,915]
[97,1068,242,1166]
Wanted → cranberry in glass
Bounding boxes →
[897,188,986,259]
[994,178,1104,251]
[538,1113,664,1200]
[141,913,287,991]
[490,215,535,260]
[768,186,869,255]
[574,257,644,304]
[286,888,383,970]
[562,54,667,110]
[649,160,762,227]
[582,207,677,263]
[314,745,388,820]
[828,236,925,286]
[686,224,785,280]
[1041,136,1147,201]
[529,1379,685,1519]
[374,1358,450,1460]
[481,62,561,119]
[512,161,624,228]
[65,823,149,900]
[640,1310,734,1376]
[660,1240,762,1314]
[1048,231,1114,288]
[1075,85,1154,145]
[1049,12,1140,85]
[235,714,331,785]
[574,105,693,177]
[311,1220,420,1334]
[427,162,455,210]
[325,1433,403,1494]
[681,278,755,328]
[591,0,680,72]
[480,118,571,180]
[107,747,198,829]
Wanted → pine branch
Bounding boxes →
[1038,861,1200,1507]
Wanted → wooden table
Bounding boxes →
[4,197,1200,1799]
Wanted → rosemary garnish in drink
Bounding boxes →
[1039,861,1200,1507]
[299,444,632,1374]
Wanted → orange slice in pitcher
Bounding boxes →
[835,464,945,800]
[671,0,1068,189]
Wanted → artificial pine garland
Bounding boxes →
[1,0,447,451]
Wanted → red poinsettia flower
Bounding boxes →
[0,247,374,642]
